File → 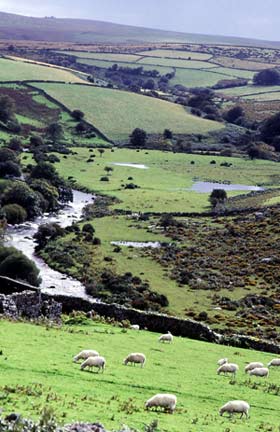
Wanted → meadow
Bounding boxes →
[33,83,223,141]
[76,58,173,75]
[136,49,213,60]
[138,57,216,69]
[0,319,279,432]
[0,58,86,83]
[48,148,280,213]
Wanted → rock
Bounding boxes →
[5,412,21,422]
[63,422,106,432]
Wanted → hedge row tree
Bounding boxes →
[209,189,227,209]
[253,68,280,86]
[129,128,147,148]
[0,95,15,123]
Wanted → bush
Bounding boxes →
[71,109,85,121]
[0,161,21,177]
[209,189,227,208]
[0,247,41,286]
[1,203,27,224]
[0,148,17,163]
[100,176,109,182]
[129,128,147,148]
[253,68,280,86]
[2,182,42,218]
[82,223,95,235]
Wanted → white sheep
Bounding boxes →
[217,363,239,377]
[130,324,140,330]
[249,367,269,378]
[217,358,228,366]
[158,331,173,343]
[219,400,250,419]
[245,362,264,373]
[123,353,146,368]
[80,356,106,373]
[268,358,280,367]
[145,393,177,414]
[73,350,99,363]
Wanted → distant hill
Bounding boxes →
[0,11,280,47]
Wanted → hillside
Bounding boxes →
[0,318,279,432]
[0,11,280,47]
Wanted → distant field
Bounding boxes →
[136,49,213,60]
[170,69,234,88]
[0,58,86,83]
[57,51,141,62]
[243,91,280,101]
[139,57,216,69]
[216,85,280,98]
[213,56,276,71]
[76,58,173,74]
[33,83,223,140]
[209,67,254,80]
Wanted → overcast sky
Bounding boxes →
[0,0,279,41]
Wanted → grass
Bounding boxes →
[57,51,141,62]
[0,319,278,431]
[138,57,216,69]
[212,57,275,71]
[38,148,280,213]
[0,58,86,83]
[243,92,280,101]
[136,49,213,60]
[76,58,173,74]
[209,67,254,80]
[215,85,280,98]
[170,69,237,88]
[32,83,223,141]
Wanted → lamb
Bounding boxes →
[245,362,264,373]
[145,394,177,414]
[73,350,99,363]
[123,353,146,368]
[130,324,140,330]
[217,358,228,366]
[80,356,106,373]
[158,331,173,343]
[219,400,250,419]
[249,367,269,378]
[268,358,280,367]
[217,363,239,377]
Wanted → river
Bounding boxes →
[5,190,94,298]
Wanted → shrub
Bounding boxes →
[0,248,41,286]
[129,128,147,148]
[71,109,85,121]
[0,148,17,163]
[2,182,42,218]
[1,203,27,224]
[100,176,109,181]
[0,161,21,178]
[253,68,280,86]
[82,223,95,235]
[209,189,227,208]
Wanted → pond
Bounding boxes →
[111,241,161,248]
[111,163,149,169]
[189,181,264,193]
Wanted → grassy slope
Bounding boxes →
[58,51,141,62]
[0,319,279,432]
[32,83,223,140]
[47,148,280,213]
[138,57,216,69]
[0,58,85,83]
[136,49,213,60]
[76,58,173,75]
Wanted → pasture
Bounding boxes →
[216,85,280,100]
[0,319,279,431]
[136,49,213,60]
[32,83,223,140]
[48,148,280,213]
[57,51,142,62]
[76,58,173,74]
[138,57,216,69]
[0,58,86,83]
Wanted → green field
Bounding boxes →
[209,67,254,80]
[137,49,213,61]
[243,91,280,101]
[139,57,216,69]
[0,58,86,83]
[57,51,141,62]
[0,319,278,432]
[170,69,237,88]
[215,85,280,98]
[76,58,173,74]
[45,148,280,213]
[32,83,223,141]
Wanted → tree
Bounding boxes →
[0,161,21,178]
[0,95,15,123]
[224,105,244,124]
[82,223,95,235]
[0,248,41,286]
[248,145,260,160]
[129,128,147,148]
[8,137,22,152]
[104,166,113,175]
[46,123,63,142]
[98,149,105,157]
[34,223,64,249]
[143,79,155,90]
[2,182,42,218]
[260,112,280,143]
[209,189,227,208]
[29,179,59,211]
[1,204,27,224]
[0,148,17,163]
[163,129,173,139]
[71,110,85,121]
[253,68,280,86]
[30,135,44,148]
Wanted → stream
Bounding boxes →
[5,190,94,298]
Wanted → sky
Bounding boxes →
[0,0,279,41]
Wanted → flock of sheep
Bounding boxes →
[72,327,280,419]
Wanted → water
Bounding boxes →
[111,163,149,169]
[111,241,161,248]
[189,181,264,193]
[5,190,94,298]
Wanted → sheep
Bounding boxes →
[145,394,177,414]
[130,324,140,330]
[217,358,228,366]
[249,367,269,378]
[123,353,146,368]
[158,331,173,343]
[80,356,106,373]
[268,358,280,367]
[73,350,99,363]
[245,362,264,373]
[217,363,239,377]
[219,400,250,419]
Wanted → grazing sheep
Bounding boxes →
[123,353,146,368]
[130,324,140,330]
[217,363,239,377]
[245,362,264,373]
[145,394,177,414]
[80,356,106,373]
[73,350,99,363]
[249,367,269,378]
[268,358,280,367]
[219,400,250,419]
[158,331,173,343]
[217,358,228,366]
